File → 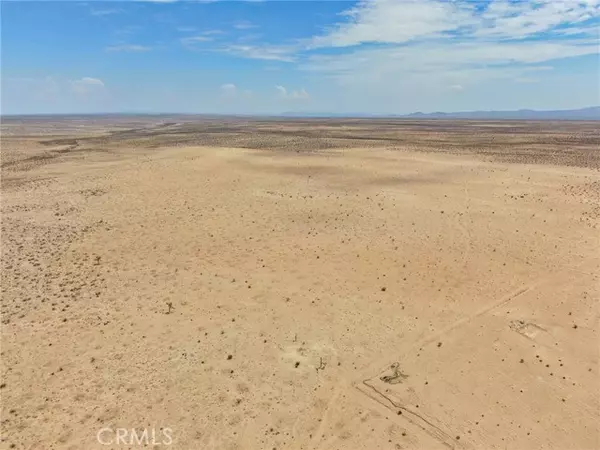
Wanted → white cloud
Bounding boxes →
[476,0,600,39]
[91,8,121,16]
[554,24,600,36]
[181,35,214,46]
[114,26,142,37]
[202,30,225,36]
[303,0,599,92]
[220,83,237,96]
[275,85,309,100]
[180,30,225,47]
[219,83,254,101]
[77,77,104,87]
[70,77,105,95]
[105,44,152,52]
[221,44,296,62]
[233,20,258,30]
[450,84,464,91]
[310,0,600,48]
[175,0,598,94]
[301,39,597,113]
[304,39,597,82]
[310,0,476,48]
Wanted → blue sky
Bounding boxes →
[2,0,599,114]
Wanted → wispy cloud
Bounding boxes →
[70,77,105,95]
[310,0,600,48]
[302,0,600,92]
[303,39,596,87]
[105,44,153,52]
[219,83,253,100]
[233,20,258,30]
[91,8,121,16]
[181,35,214,47]
[310,0,476,48]
[220,83,237,96]
[180,29,224,47]
[202,29,225,36]
[475,0,600,39]
[177,26,225,36]
[221,44,296,62]
[114,25,143,37]
[170,0,599,84]
[275,85,309,100]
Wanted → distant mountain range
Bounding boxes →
[4,106,599,120]
[280,106,600,120]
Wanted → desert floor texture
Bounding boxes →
[1,117,599,450]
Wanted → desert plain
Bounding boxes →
[1,117,599,450]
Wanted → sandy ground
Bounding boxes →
[1,119,599,450]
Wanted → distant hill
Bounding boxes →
[281,106,600,120]
[404,106,600,120]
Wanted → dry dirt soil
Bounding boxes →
[1,117,599,450]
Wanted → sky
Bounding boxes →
[1,0,599,115]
